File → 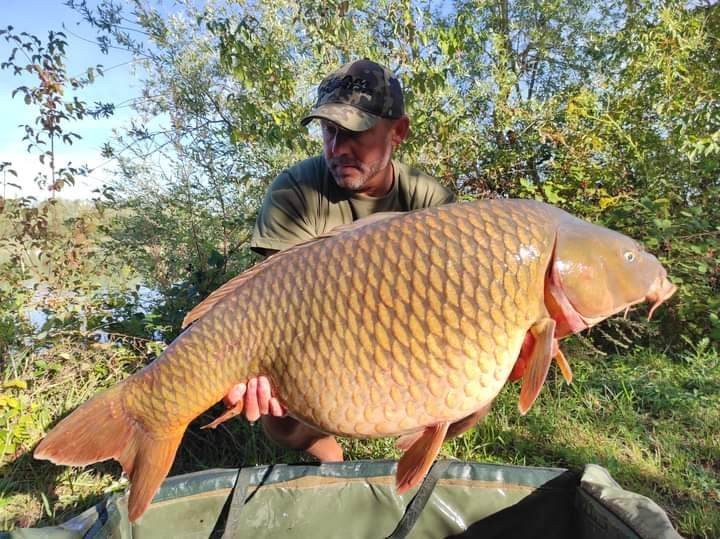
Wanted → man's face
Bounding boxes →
[320,118,399,195]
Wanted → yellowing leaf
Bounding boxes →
[3,379,27,390]
[599,197,616,209]
[0,394,21,409]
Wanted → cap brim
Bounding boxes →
[300,103,380,132]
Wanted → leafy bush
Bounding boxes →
[65,0,718,347]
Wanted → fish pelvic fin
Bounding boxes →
[395,403,490,453]
[34,384,185,522]
[202,398,245,430]
[553,344,573,384]
[518,318,556,415]
[396,430,424,451]
[445,402,494,440]
[396,421,449,494]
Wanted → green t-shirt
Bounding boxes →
[251,156,455,253]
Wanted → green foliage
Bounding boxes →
[64,1,269,331]
[0,26,112,192]
[0,21,158,349]
[67,0,718,345]
[0,379,38,457]
[573,2,720,345]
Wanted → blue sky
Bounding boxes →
[1,0,143,199]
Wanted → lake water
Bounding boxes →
[25,285,162,342]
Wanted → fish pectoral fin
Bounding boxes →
[396,421,450,494]
[518,318,556,415]
[202,400,245,430]
[553,344,573,384]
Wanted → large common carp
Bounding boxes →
[35,199,676,521]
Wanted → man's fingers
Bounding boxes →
[224,383,246,407]
[244,377,260,422]
[269,398,286,417]
[225,377,283,422]
[257,376,271,415]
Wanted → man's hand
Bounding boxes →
[224,376,286,422]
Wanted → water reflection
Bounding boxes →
[24,285,163,343]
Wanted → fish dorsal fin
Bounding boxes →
[316,211,404,236]
[181,262,275,328]
[181,211,403,328]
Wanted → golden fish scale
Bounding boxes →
[122,200,555,438]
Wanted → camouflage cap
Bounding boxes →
[301,59,404,132]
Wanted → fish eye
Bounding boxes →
[624,251,636,262]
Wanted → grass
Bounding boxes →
[1,336,718,537]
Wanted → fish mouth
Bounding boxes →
[645,273,678,320]
[558,272,677,328]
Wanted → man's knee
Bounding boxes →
[261,416,311,449]
[260,416,343,462]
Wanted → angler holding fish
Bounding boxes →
[34,61,677,523]
[234,59,456,462]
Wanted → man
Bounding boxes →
[226,59,455,462]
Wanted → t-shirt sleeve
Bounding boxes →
[422,178,455,207]
[398,163,456,209]
[250,172,317,253]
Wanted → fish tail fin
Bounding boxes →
[121,428,184,521]
[34,384,185,522]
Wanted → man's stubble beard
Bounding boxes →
[328,152,392,193]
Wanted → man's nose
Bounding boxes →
[327,130,350,156]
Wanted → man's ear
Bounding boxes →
[391,115,410,146]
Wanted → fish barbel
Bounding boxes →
[34,199,676,521]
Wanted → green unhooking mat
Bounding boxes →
[3,460,682,538]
